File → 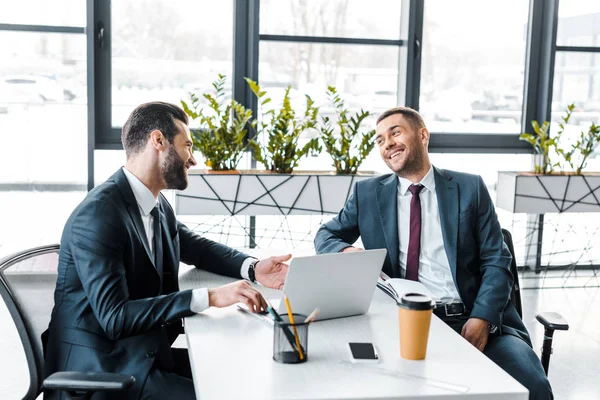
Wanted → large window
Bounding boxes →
[111,0,234,127]
[420,0,529,134]
[258,0,408,172]
[553,3,600,125]
[0,13,87,257]
[0,31,87,183]
[3,0,597,267]
[95,0,235,187]
[549,1,600,175]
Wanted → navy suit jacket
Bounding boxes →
[314,167,530,345]
[43,169,249,399]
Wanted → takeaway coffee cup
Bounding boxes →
[398,293,435,360]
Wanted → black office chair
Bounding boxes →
[0,244,134,400]
[501,229,569,376]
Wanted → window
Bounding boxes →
[259,41,401,138]
[556,1,600,47]
[0,1,85,27]
[420,0,529,134]
[258,0,408,173]
[0,31,87,183]
[111,0,234,127]
[260,0,404,40]
[0,17,87,255]
[553,4,600,126]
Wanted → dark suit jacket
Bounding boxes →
[314,167,530,345]
[43,169,249,399]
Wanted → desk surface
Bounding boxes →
[180,265,528,400]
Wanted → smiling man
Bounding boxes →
[314,106,552,400]
[43,102,290,400]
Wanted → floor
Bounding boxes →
[0,282,598,399]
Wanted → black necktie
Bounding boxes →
[150,206,164,290]
[150,205,174,371]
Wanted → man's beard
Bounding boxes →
[162,146,188,190]
[392,146,425,178]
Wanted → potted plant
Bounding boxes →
[176,80,376,217]
[319,86,376,174]
[245,78,321,174]
[181,74,253,173]
[497,103,600,213]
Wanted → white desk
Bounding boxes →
[180,265,528,400]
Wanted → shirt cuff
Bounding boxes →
[240,257,258,280]
[190,288,209,313]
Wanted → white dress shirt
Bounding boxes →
[123,167,255,313]
[397,166,462,303]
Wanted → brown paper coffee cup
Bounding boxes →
[398,293,434,360]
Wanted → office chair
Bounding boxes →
[0,244,134,400]
[501,229,569,376]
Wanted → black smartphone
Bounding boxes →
[348,342,379,363]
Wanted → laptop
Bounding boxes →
[276,249,387,321]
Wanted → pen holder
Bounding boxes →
[273,313,309,364]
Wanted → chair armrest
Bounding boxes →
[536,312,569,331]
[43,371,135,392]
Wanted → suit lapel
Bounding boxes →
[112,169,155,268]
[376,174,400,277]
[434,167,459,280]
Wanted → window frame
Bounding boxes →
[83,0,569,189]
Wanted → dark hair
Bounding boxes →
[376,106,426,131]
[121,101,189,158]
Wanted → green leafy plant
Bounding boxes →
[521,103,600,175]
[557,104,600,174]
[181,74,253,171]
[520,120,557,174]
[245,78,321,173]
[319,86,376,174]
[554,104,575,172]
[572,122,600,174]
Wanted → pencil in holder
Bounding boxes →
[273,313,309,364]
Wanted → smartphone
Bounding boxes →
[348,342,379,362]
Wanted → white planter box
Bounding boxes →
[496,171,600,213]
[176,170,377,216]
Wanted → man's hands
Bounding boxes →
[342,246,364,253]
[461,318,489,351]
[208,281,267,313]
[254,254,291,290]
[206,254,291,313]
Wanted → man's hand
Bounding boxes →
[461,318,489,351]
[208,280,267,313]
[254,254,291,290]
[342,246,364,253]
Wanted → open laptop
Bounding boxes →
[275,249,387,321]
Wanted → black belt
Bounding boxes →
[433,302,468,318]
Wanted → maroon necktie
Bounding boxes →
[406,184,424,281]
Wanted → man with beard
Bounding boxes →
[314,107,552,400]
[43,102,290,400]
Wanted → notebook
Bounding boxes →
[376,271,434,302]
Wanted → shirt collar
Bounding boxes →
[397,165,436,195]
[122,167,158,216]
